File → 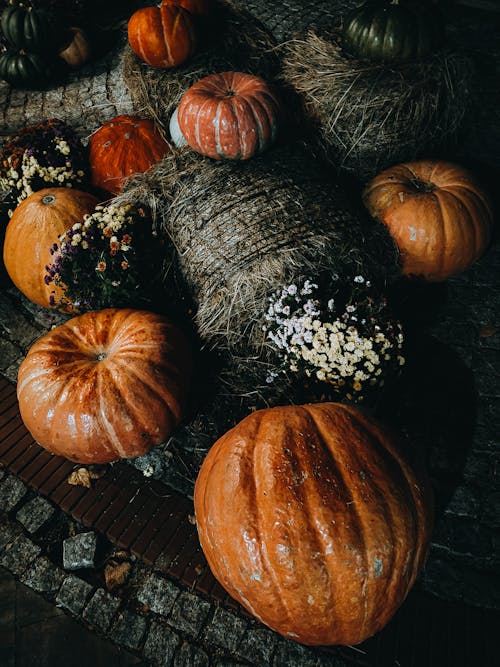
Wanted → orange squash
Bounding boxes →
[194,403,433,646]
[88,115,169,195]
[127,4,197,69]
[3,188,98,309]
[17,308,192,464]
[177,71,281,160]
[58,27,92,68]
[363,160,493,281]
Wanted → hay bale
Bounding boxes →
[122,0,280,135]
[281,31,473,180]
[114,143,398,353]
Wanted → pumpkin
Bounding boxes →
[3,188,99,308]
[0,50,55,88]
[177,71,281,160]
[165,0,213,17]
[127,4,197,69]
[362,160,493,281]
[343,0,444,63]
[194,403,433,646]
[58,27,92,68]
[88,115,170,195]
[0,5,59,53]
[169,107,188,148]
[17,308,192,464]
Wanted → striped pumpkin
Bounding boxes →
[177,71,281,160]
[127,4,197,69]
[89,115,169,194]
[17,308,192,464]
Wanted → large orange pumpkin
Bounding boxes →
[127,4,197,69]
[194,403,433,646]
[88,115,169,195]
[177,71,281,160]
[3,188,98,308]
[17,308,192,464]
[363,160,493,282]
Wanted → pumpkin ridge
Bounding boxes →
[243,95,266,154]
[160,5,174,67]
[252,413,297,630]
[96,367,129,459]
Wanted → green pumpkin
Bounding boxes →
[343,0,444,63]
[0,6,61,53]
[0,50,55,88]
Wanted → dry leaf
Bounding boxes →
[67,468,92,488]
[194,564,203,576]
[104,560,131,591]
[188,514,196,525]
[479,325,498,338]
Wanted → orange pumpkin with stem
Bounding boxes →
[17,308,192,464]
[194,403,433,646]
[363,160,493,282]
[3,187,98,309]
[88,115,169,195]
[127,4,197,69]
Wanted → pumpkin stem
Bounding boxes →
[41,194,57,206]
[408,178,436,194]
[96,353,106,361]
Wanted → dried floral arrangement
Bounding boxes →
[0,119,88,214]
[45,203,164,312]
[263,275,404,403]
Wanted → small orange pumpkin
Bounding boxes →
[3,188,99,308]
[17,308,192,464]
[127,4,197,69]
[363,160,493,281]
[177,71,281,160]
[88,115,169,195]
[195,403,433,646]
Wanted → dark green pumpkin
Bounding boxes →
[0,6,60,53]
[343,1,444,63]
[0,50,55,88]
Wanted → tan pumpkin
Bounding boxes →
[127,4,197,69]
[194,403,433,646]
[363,160,493,281]
[3,188,99,309]
[17,308,192,464]
[177,71,281,160]
[59,27,92,68]
[88,115,170,195]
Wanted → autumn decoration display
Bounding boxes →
[363,160,493,281]
[17,308,192,464]
[194,402,433,645]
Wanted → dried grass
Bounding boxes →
[281,31,473,179]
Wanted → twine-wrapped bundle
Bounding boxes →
[281,31,473,180]
[115,144,398,352]
[122,0,280,135]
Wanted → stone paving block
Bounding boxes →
[0,468,4,482]
[63,531,97,570]
[56,574,93,615]
[143,620,181,667]
[236,626,278,665]
[110,609,148,650]
[203,606,247,653]
[136,572,180,616]
[3,358,22,384]
[273,639,322,667]
[20,555,65,595]
[0,521,22,549]
[0,533,41,575]
[0,337,22,371]
[16,496,55,533]
[168,591,211,639]
[0,475,28,512]
[83,588,121,632]
[445,486,480,519]
[0,292,43,348]
[174,641,209,667]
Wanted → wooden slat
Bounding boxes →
[16,450,54,484]
[38,459,75,497]
[116,495,162,550]
[80,466,135,527]
[8,443,44,475]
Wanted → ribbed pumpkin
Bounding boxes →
[363,160,493,281]
[3,188,99,308]
[177,72,281,160]
[194,403,433,646]
[127,4,197,69]
[0,5,58,53]
[17,308,192,464]
[343,0,444,63]
[88,115,169,195]
[0,50,54,88]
